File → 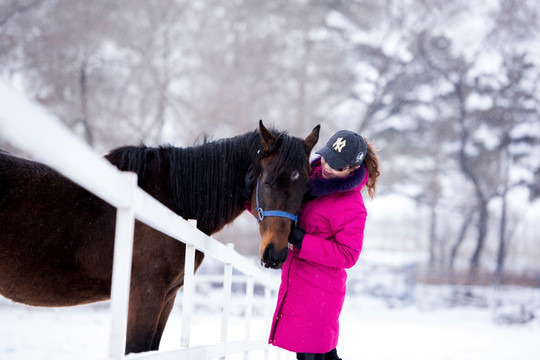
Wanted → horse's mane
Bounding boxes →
[106,128,306,234]
[164,131,261,233]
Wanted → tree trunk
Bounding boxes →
[469,197,488,270]
[496,193,507,277]
[295,34,312,134]
[449,207,474,269]
[496,148,511,277]
[455,81,488,275]
[428,160,441,268]
[79,58,94,146]
[428,201,438,267]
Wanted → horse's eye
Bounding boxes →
[291,171,300,181]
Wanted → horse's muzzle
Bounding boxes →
[261,243,288,269]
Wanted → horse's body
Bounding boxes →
[0,122,319,354]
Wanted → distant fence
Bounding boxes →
[0,81,283,360]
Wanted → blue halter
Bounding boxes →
[255,178,298,223]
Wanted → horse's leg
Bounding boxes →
[125,233,173,354]
[125,224,206,354]
[151,295,176,350]
[151,250,205,350]
[125,284,167,354]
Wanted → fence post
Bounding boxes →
[181,220,198,348]
[220,243,234,359]
[243,276,255,360]
[108,172,138,359]
[264,287,273,360]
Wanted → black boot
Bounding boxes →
[297,353,325,360]
[325,348,342,360]
[297,348,341,360]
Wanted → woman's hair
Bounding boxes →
[362,137,380,199]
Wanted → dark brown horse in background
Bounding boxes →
[0,121,320,354]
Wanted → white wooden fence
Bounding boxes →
[0,81,284,360]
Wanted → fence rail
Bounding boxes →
[0,80,281,360]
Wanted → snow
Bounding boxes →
[343,297,540,360]
[2,249,540,360]
[2,290,540,360]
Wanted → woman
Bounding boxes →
[268,130,380,360]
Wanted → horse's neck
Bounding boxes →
[165,131,260,235]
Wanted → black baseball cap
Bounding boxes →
[316,130,367,170]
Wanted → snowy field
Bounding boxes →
[2,289,540,360]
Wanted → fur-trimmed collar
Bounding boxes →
[309,157,366,197]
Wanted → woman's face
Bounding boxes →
[320,157,358,179]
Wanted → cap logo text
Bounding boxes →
[332,137,346,152]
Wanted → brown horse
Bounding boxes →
[0,121,319,354]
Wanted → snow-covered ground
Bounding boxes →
[2,288,540,360]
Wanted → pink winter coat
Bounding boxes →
[269,159,368,353]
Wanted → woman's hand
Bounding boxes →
[288,225,305,249]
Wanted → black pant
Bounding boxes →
[297,348,340,360]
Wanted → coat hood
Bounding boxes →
[309,156,368,197]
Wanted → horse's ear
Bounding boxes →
[259,120,277,153]
[304,124,320,154]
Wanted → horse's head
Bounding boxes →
[252,121,319,269]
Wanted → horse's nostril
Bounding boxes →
[262,243,272,261]
[261,243,288,269]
